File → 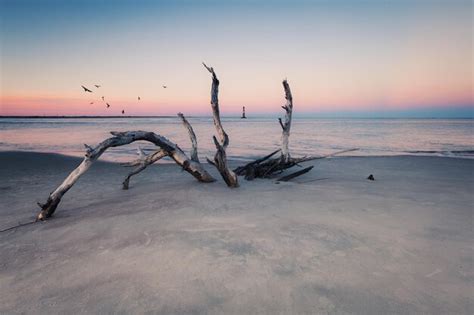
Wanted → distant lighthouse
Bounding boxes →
[241,106,247,119]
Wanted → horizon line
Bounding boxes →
[1,115,473,119]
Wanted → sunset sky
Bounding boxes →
[1,0,472,117]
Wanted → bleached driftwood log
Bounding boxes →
[36,130,215,220]
[178,112,199,162]
[121,113,201,190]
[203,62,239,187]
[279,79,293,163]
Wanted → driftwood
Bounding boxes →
[178,112,199,162]
[233,79,299,180]
[121,148,167,190]
[121,113,200,190]
[279,79,293,163]
[203,62,239,188]
[234,148,358,180]
[234,79,358,181]
[30,63,361,224]
[233,149,281,180]
[36,130,215,220]
[276,166,314,182]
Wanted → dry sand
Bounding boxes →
[0,151,472,314]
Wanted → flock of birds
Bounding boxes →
[81,84,167,115]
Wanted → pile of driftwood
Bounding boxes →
[35,63,355,221]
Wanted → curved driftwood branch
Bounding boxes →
[121,147,148,167]
[178,112,199,162]
[202,62,229,148]
[120,113,202,190]
[280,79,293,163]
[122,149,167,190]
[36,130,215,220]
[203,62,238,187]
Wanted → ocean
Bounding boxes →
[0,117,473,162]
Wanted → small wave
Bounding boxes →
[405,150,474,158]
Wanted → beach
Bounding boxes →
[0,151,472,314]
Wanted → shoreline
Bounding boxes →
[1,118,472,162]
[0,151,472,314]
[1,149,473,164]
[1,116,473,119]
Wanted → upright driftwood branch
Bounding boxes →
[120,113,202,190]
[233,79,297,180]
[233,79,358,182]
[178,112,199,162]
[203,62,238,187]
[280,79,293,163]
[36,130,215,220]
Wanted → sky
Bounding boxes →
[0,0,472,117]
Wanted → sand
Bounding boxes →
[0,151,472,314]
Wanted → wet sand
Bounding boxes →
[0,151,472,314]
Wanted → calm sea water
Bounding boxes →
[0,117,473,162]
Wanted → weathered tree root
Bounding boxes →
[36,130,215,221]
[0,220,37,233]
[233,149,281,180]
[203,62,239,188]
[233,79,300,180]
[276,166,314,182]
[233,78,358,181]
[234,148,359,181]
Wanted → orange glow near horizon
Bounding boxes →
[2,86,472,116]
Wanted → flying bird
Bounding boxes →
[90,102,94,105]
[94,85,101,88]
[162,85,167,88]
[101,96,105,101]
[81,85,93,93]
[106,103,110,108]
[138,96,141,101]
[122,110,125,114]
